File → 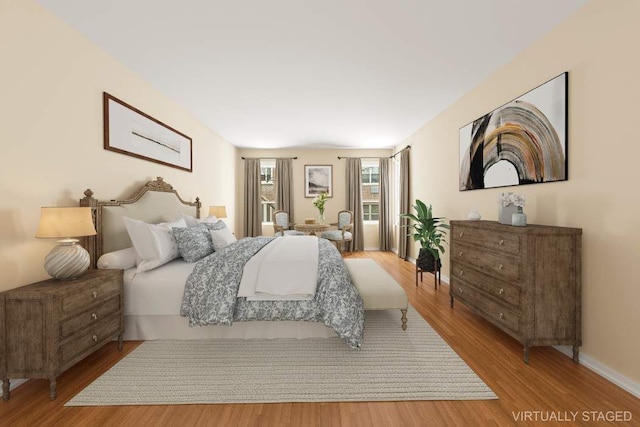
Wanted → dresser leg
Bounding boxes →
[523,346,530,364]
[572,346,580,364]
[49,378,57,400]
[400,309,407,331]
[118,333,124,351]
[2,379,9,401]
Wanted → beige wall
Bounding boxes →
[398,0,640,384]
[0,1,236,291]
[236,148,392,248]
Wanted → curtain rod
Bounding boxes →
[389,145,411,159]
[241,157,298,160]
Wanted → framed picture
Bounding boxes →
[459,72,568,191]
[304,165,333,198]
[103,92,193,172]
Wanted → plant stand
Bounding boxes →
[416,260,441,290]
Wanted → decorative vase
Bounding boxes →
[512,207,527,227]
[467,209,481,221]
[318,210,325,224]
[498,204,518,225]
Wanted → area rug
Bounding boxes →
[66,307,497,406]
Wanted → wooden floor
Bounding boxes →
[1,251,639,426]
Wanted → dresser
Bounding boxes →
[1,269,124,400]
[449,220,581,364]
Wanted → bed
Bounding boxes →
[79,177,364,348]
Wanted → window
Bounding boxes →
[261,166,274,184]
[260,160,276,223]
[362,160,380,221]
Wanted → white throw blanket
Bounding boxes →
[237,236,319,301]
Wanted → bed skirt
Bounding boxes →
[123,315,338,341]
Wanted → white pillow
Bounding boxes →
[123,217,187,273]
[97,247,137,270]
[180,213,218,227]
[209,225,237,251]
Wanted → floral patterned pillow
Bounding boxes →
[172,224,214,262]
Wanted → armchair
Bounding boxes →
[321,210,353,253]
[273,211,305,237]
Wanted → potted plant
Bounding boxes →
[401,200,450,272]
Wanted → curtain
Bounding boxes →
[243,158,262,237]
[378,157,392,251]
[398,148,411,259]
[275,158,293,221]
[346,158,364,251]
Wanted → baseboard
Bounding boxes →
[554,346,640,398]
[8,378,27,392]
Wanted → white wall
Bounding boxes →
[0,1,237,291]
[397,0,640,386]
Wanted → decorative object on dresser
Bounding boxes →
[459,72,568,191]
[467,209,481,221]
[497,192,526,225]
[400,200,449,289]
[35,207,97,280]
[0,269,124,401]
[449,220,581,364]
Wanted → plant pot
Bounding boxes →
[417,248,441,272]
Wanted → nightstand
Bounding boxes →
[1,269,124,400]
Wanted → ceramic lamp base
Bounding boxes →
[44,240,90,280]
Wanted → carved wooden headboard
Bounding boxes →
[79,177,201,267]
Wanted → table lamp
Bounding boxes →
[35,207,97,280]
[208,206,227,219]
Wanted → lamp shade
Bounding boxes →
[208,206,227,219]
[35,207,96,239]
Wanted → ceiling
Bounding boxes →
[37,0,588,150]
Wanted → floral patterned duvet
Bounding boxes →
[180,236,364,348]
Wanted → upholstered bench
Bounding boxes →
[343,258,409,330]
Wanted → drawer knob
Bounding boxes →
[459,270,464,276]
[459,287,463,293]
[459,251,464,257]
[92,334,98,342]
[459,231,464,237]
[91,313,98,320]
[498,288,505,295]
[498,264,504,270]
[499,312,504,320]
[92,291,98,299]
[499,239,504,245]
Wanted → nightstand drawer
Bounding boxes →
[62,277,120,315]
[452,242,520,282]
[454,226,521,255]
[60,296,121,338]
[451,264,521,307]
[60,313,121,366]
[451,283,521,334]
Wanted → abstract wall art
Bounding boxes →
[103,92,193,172]
[459,72,568,191]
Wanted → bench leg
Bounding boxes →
[401,309,407,330]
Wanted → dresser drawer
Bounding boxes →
[451,282,521,334]
[453,225,521,255]
[60,296,121,338]
[61,277,120,315]
[450,263,521,307]
[60,313,121,366]
[452,242,520,282]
